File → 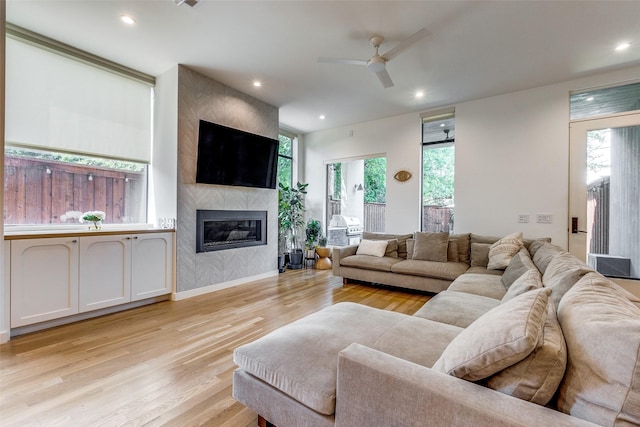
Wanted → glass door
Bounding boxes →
[569,113,640,279]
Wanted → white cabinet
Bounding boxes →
[11,237,80,327]
[79,235,131,312]
[131,233,173,301]
[9,231,174,328]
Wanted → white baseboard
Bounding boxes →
[172,270,279,301]
[0,330,10,344]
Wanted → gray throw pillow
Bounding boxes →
[412,232,449,262]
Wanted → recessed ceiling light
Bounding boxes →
[120,15,136,25]
[615,42,631,51]
[440,123,445,127]
[319,115,326,120]
[253,81,262,87]
[586,97,594,101]
[415,91,424,98]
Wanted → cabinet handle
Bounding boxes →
[125,237,132,240]
[71,239,78,243]
[134,236,139,240]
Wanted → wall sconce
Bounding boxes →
[45,167,52,175]
[125,176,129,183]
[88,174,94,181]
[354,184,363,191]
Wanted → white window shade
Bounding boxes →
[6,38,152,163]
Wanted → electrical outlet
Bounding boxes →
[517,214,530,223]
[536,214,553,224]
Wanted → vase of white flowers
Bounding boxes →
[81,211,106,231]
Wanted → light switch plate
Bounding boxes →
[518,214,530,223]
[536,214,553,224]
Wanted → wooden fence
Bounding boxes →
[4,156,146,225]
[326,199,452,233]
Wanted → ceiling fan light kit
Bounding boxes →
[318,28,428,89]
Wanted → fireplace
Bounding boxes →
[196,210,267,253]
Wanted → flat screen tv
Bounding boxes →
[196,120,279,189]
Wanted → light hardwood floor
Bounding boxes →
[0,269,430,427]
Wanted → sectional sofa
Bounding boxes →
[232,233,640,427]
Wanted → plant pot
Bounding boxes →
[288,250,304,270]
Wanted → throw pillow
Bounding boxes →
[487,232,524,270]
[556,272,640,426]
[383,239,399,258]
[432,287,550,381]
[450,233,471,264]
[406,239,414,260]
[447,239,460,263]
[501,248,534,289]
[362,232,412,259]
[486,301,567,406]
[501,268,542,303]
[412,232,449,262]
[470,243,491,267]
[355,239,388,257]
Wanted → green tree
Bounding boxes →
[277,135,293,188]
[422,145,454,206]
[364,157,386,203]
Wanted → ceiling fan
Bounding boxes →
[318,28,428,89]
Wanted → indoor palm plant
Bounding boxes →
[278,181,308,270]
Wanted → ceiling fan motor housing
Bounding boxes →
[367,56,386,72]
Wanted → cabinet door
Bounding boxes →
[11,237,80,327]
[131,233,173,301]
[79,235,131,312]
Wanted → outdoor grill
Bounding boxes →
[327,215,363,246]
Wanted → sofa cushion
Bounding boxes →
[362,232,412,259]
[340,254,402,272]
[542,252,593,309]
[532,241,564,274]
[448,273,506,300]
[556,272,640,426]
[390,260,469,281]
[501,247,535,288]
[470,242,491,267]
[447,239,459,262]
[487,232,524,270]
[406,238,415,259]
[233,302,411,416]
[486,301,566,406]
[370,317,463,368]
[414,291,501,328]
[432,287,551,381]
[412,232,449,262]
[450,233,471,264]
[501,268,542,303]
[356,239,388,257]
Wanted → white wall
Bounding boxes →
[1,4,8,343]
[150,65,179,225]
[304,113,421,234]
[303,65,640,248]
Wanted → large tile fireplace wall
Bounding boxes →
[176,65,279,293]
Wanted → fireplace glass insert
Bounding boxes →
[196,210,267,253]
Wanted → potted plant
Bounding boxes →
[305,219,322,258]
[278,181,308,270]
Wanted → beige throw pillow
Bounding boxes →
[470,243,491,267]
[487,301,567,405]
[355,239,388,257]
[412,232,449,262]
[447,239,460,262]
[432,287,550,381]
[556,272,640,426]
[487,232,524,270]
[501,268,542,303]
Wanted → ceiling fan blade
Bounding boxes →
[380,27,428,61]
[375,69,394,89]
[318,57,368,66]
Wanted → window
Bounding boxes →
[421,108,455,233]
[4,25,154,226]
[4,147,147,225]
[278,132,294,188]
